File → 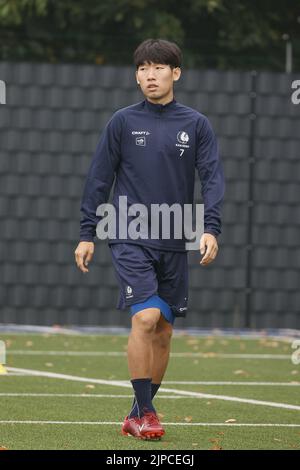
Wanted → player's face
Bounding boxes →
[136,62,181,103]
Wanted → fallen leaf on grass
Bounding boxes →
[85,384,95,389]
[233,369,248,376]
[274,438,282,442]
[157,413,164,419]
[291,370,299,375]
[225,419,237,423]
[210,445,223,450]
[26,341,33,347]
[45,362,53,367]
[0,446,8,451]
[184,416,193,422]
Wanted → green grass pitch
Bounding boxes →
[0,333,299,450]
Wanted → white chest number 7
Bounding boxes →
[179,149,185,157]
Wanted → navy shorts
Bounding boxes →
[109,243,189,324]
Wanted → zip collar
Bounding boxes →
[144,98,177,115]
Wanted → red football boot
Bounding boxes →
[138,412,165,440]
[121,415,142,438]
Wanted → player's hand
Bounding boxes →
[74,241,94,273]
[200,233,218,266]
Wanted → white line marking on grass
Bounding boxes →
[160,389,300,411]
[7,350,126,356]
[163,381,300,386]
[0,372,31,376]
[6,367,131,388]
[6,350,291,359]
[172,353,291,359]
[7,367,300,411]
[0,393,184,399]
[0,420,299,427]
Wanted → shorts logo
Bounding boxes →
[126,285,133,299]
[135,136,146,146]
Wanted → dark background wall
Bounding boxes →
[0,63,299,329]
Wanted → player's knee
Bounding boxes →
[132,309,160,334]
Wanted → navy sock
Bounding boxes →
[129,382,161,418]
[129,379,158,418]
[151,383,161,399]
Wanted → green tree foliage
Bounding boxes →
[0,0,299,70]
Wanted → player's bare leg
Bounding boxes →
[125,307,166,440]
[127,307,161,379]
[151,314,173,384]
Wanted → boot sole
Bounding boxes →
[121,429,164,440]
[141,430,165,440]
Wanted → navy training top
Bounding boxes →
[80,98,225,252]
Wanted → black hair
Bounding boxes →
[133,39,182,69]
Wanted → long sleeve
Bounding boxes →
[195,116,225,237]
[79,111,123,241]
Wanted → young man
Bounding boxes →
[75,38,225,440]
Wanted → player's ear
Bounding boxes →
[135,70,139,85]
[173,67,181,82]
